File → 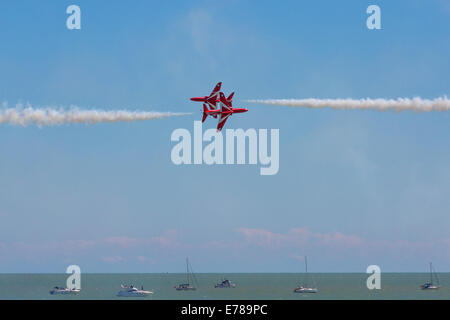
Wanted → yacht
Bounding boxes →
[214,278,236,288]
[420,262,440,290]
[293,256,318,293]
[175,283,196,291]
[175,257,198,291]
[49,286,81,295]
[293,286,318,293]
[117,285,153,297]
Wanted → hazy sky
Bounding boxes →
[0,0,450,273]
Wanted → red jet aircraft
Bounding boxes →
[190,82,222,110]
[190,83,248,132]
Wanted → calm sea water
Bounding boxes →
[0,273,448,300]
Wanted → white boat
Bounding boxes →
[175,257,198,291]
[215,278,236,288]
[117,285,153,297]
[420,262,440,290]
[293,256,318,294]
[49,286,81,295]
[293,286,318,293]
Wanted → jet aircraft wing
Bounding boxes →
[217,113,231,132]
[210,82,222,99]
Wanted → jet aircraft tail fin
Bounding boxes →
[202,104,208,123]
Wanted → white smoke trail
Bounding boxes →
[245,97,450,112]
[0,103,191,127]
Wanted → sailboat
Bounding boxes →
[420,262,440,290]
[294,256,318,293]
[174,257,198,291]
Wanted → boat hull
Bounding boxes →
[175,287,196,291]
[117,290,153,297]
[50,289,81,295]
[215,284,236,288]
[294,287,318,293]
[421,286,440,290]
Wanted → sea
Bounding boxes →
[0,273,448,300]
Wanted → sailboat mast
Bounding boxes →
[186,257,189,284]
[305,256,308,274]
[430,262,433,285]
[304,256,308,287]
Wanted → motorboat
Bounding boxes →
[49,286,81,295]
[293,286,318,293]
[214,279,236,288]
[117,285,153,297]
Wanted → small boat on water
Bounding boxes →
[420,262,440,290]
[175,283,196,291]
[293,256,318,294]
[294,286,318,293]
[49,286,81,295]
[117,285,153,297]
[215,278,236,288]
[175,257,198,291]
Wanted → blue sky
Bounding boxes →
[0,0,450,273]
